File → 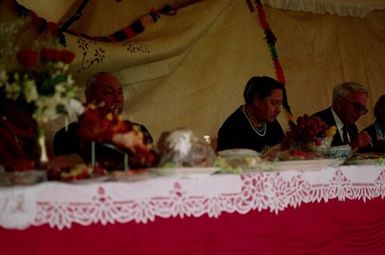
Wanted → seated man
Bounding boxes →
[312,82,371,150]
[53,72,153,169]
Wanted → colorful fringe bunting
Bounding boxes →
[254,0,293,121]
[15,2,193,46]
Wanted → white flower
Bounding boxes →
[5,81,21,100]
[66,99,85,121]
[55,83,65,93]
[66,75,74,86]
[23,79,38,102]
[0,70,7,85]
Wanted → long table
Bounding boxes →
[1,165,385,254]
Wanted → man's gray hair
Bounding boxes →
[332,82,368,101]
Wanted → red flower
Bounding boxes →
[46,22,58,36]
[51,49,62,62]
[61,50,76,64]
[40,48,54,62]
[16,49,38,69]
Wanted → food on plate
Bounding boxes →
[157,128,216,167]
[347,152,385,164]
[215,155,263,170]
[47,164,107,181]
[217,148,260,157]
[349,152,385,160]
[263,148,322,161]
[346,152,385,165]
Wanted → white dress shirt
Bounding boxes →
[331,107,350,143]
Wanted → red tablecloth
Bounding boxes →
[1,198,385,255]
[1,165,385,254]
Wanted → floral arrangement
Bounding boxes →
[281,114,336,151]
[0,47,81,124]
[0,21,82,124]
[0,21,82,164]
[78,105,157,169]
[263,115,336,161]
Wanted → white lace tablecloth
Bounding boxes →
[1,165,385,230]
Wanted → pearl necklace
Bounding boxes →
[243,105,266,137]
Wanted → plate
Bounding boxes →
[151,167,219,177]
[217,149,260,158]
[112,169,156,182]
[270,159,339,171]
[1,170,47,186]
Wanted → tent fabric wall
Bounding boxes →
[264,6,385,132]
[262,0,385,17]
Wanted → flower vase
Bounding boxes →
[37,127,49,169]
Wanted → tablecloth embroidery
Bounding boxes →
[1,166,385,230]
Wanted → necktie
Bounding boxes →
[342,125,349,144]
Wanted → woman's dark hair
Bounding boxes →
[243,76,286,104]
[374,94,385,120]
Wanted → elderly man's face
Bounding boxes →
[87,74,124,114]
[334,91,368,125]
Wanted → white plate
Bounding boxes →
[217,149,260,158]
[152,167,219,178]
[270,159,339,171]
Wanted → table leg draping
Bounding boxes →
[1,198,385,255]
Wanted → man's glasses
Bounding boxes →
[340,97,368,115]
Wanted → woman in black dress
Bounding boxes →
[217,76,286,152]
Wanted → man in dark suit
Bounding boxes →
[53,72,153,170]
[312,82,372,150]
